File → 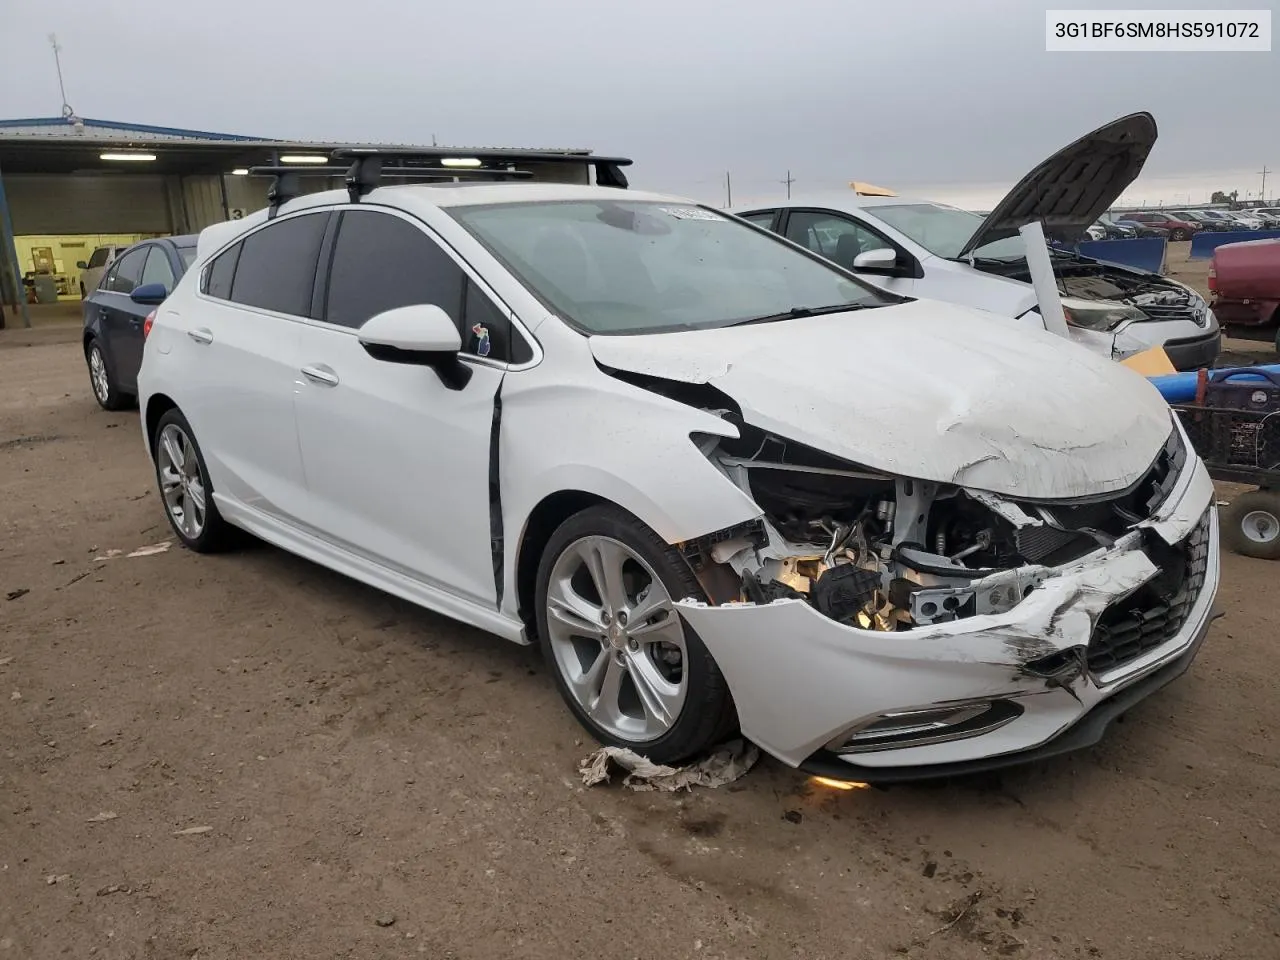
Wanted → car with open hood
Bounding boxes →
[135,155,1219,783]
[738,113,1221,371]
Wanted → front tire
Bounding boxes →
[86,340,130,411]
[1171,228,1189,241]
[152,408,236,553]
[535,504,735,764]
[1223,490,1280,560]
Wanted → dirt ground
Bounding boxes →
[2,278,1279,959]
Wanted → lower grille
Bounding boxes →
[1087,507,1212,675]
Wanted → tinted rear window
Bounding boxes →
[229,212,329,316]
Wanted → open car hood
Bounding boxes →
[589,300,1173,500]
[956,112,1157,259]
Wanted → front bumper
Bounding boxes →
[1162,329,1222,371]
[675,458,1219,776]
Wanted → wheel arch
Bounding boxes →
[144,393,179,450]
[515,490,610,634]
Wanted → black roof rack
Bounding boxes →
[249,147,632,217]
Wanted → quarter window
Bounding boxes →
[228,212,329,316]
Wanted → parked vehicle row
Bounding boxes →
[738,113,1220,371]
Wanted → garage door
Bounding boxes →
[6,174,171,234]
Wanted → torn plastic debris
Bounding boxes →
[579,739,759,791]
[94,542,172,561]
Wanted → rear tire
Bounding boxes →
[152,408,237,553]
[85,340,130,411]
[1171,228,1189,241]
[535,504,736,764]
[1222,490,1280,561]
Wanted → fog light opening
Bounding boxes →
[828,699,1023,754]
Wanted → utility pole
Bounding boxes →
[1260,165,1271,203]
[725,171,732,208]
[781,169,795,200]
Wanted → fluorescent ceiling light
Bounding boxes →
[231,168,249,175]
[279,155,328,164]
[441,158,482,168]
[100,152,156,162]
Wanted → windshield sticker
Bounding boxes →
[658,206,725,222]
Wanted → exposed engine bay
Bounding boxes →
[685,420,1186,632]
[972,254,1206,331]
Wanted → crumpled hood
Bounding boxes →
[589,299,1173,500]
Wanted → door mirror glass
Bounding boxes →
[358,304,470,388]
[852,247,897,271]
[129,282,168,305]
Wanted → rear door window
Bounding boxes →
[228,212,330,316]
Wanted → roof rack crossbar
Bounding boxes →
[248,146,633,215]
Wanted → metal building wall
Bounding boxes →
[5,174,173,233]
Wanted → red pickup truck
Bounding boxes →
[1210,238,1280,348]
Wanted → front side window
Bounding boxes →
[87,248,110,269]
[784,212,892,269]
[229,212,329,316]
[139,247,176,291]
[449,200,887,335]
[106,247,147,294]
[324,210,525,362]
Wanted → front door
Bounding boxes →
[292,208,513,607]
[97,246,148,384]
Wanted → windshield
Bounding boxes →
[869,202,1024,260]
[448,200,886,334]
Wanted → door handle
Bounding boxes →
[187,328,214,345]
[301,365,339,387]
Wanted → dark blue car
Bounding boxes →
[82,235,197,410]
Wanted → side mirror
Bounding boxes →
[76,260,88,270]
[852,247,897,273]
[358,304,471,390]
[130,282,168,305]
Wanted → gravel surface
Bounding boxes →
[1,322,1277,960]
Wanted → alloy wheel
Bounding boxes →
[544,535,689,743]
[88,346,110,404]
[157,423,207,540]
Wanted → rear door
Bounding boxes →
[179,212,328,524]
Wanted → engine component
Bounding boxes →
[811,565,882,623]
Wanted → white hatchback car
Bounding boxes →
[738,113,1221,372]
[137,153,1219,782]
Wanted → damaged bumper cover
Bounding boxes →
[675,460,1219,779]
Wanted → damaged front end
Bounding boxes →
[676,415,1219,773]
[686,418,1190,637]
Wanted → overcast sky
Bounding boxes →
[3,0,1276,207]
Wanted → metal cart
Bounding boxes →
[1174,395,1280,560]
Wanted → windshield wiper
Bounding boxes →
[727,302,873,327]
